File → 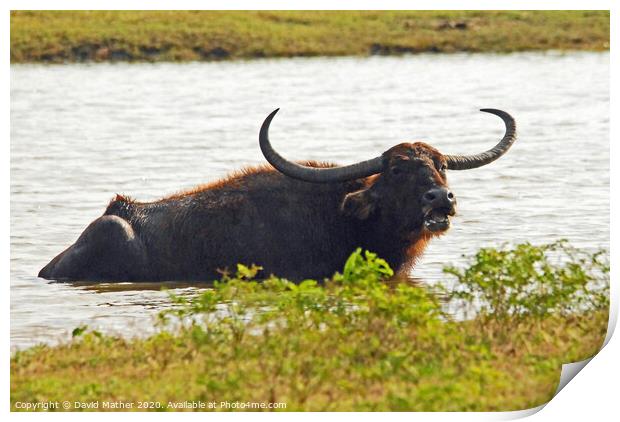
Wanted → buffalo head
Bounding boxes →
[259,108,516,240]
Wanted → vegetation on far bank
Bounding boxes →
[10,10,609,63]
[10,241,609,411]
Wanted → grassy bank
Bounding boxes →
[11,242,609,411]
[10,11,610,63]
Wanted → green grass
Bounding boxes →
[10,241,609,411]
[10,11,610,63]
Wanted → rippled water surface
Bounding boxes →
[11,52,609,350]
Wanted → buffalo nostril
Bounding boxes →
[423,192,436,203]
[423,188,455,207]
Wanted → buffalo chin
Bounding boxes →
[423,208,452,233]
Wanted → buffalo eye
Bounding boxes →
[391,167,402,176]
[438,163,447,172]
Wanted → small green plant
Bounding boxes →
[442,240,609,321]
[162,248,444,346]
[71,325,89,338]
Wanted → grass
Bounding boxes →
[10,11,610,63]
[10,241,609,411]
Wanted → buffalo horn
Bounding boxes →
[444,109,517,170]
[259,109,385,183]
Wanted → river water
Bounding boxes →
[10,52,609,350]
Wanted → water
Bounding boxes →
[10,52,609,350]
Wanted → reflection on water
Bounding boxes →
[67,281,212,293]
[10,52,609,350]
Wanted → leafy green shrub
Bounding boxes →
[165,241,609,330]
[442,240,609,321]
[163,248,444,345]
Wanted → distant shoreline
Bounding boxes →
[11,11,609,64]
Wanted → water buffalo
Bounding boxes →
[39,108,516,282]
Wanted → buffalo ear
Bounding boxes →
[341,188,377,220]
